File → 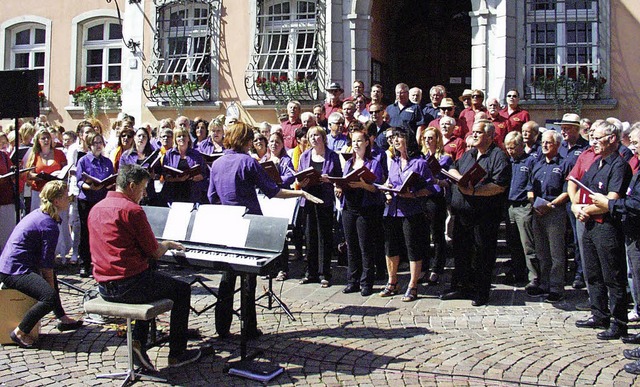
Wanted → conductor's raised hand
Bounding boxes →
[303,191,324,204]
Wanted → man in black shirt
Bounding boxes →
[573,120,632,340]
[441,120,511,306]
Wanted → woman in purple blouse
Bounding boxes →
[262,132,295,188]
[75,132,115,277]
[379,128,438,302]
[420,126,453,285]
[297,126,342,287]
[0,181,83,348]
[207,121,321,339]
[334,129,384,296]
[119,127,159,205]
[161,126,206,205]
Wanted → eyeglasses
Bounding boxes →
[92,141,104,145]
[440,107,453,111]
[471,95,483,98]
[462,97,471,101]
[506,94,519,98]
[592,134,611,142]
[488,104,500,107]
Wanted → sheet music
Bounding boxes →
[162,202,193,240]
[190,204,249,247]
[257,193,298,224]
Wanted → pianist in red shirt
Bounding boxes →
[88,164,201,369]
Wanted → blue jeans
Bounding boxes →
[98,269,191,356]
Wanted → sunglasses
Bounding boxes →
[471,95,483,98]
[507,94,519,98]
[121,134,133,139]
[440,107,454,111]
[370,110,381,114]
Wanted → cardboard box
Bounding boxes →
[0,288,41,344]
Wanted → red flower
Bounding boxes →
[69,90,75,95]
[270,75,278,83]
[256,77,263,85]
[279,75,288,82]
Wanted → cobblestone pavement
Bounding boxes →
[1,258,639,386]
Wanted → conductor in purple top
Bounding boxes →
[207,122,321,339]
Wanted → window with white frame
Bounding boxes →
[525,0,604,100]
[10,23,46,87]
[82,20,123,86]
[245,0,321,102]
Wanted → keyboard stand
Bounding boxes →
[255,276,296,321]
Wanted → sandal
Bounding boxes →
[379,283,398,297]
[401,287,418,302]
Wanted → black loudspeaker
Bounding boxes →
[0,70,39,119]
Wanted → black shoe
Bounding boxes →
[623,347,640,360]
[572,276,586,289]
[622,333,640,345]
[168,348,201,368]
[342,284,360,294]
[299,277,320,284]
[575,316,610,329]
[544,292,564,303]
[472,296,489,307]
[246,329,263,340]
[360,287,373,297]
[132,340,156,372]
[440,289,472,301]
[597,323,627,340]
[9,330,35,349]
[56,320,84,332]
[525,286,546,297]
[624,360,640,375]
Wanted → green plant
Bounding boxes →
[69,82,122,117]
[254,74,318,119]
[150,78,210,111]
[531,68,606,114]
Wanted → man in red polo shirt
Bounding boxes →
[280,100,303,149]
[324,82,344,117]
[89,164,200,370]
[458,89,487,135]
[500,89,530,133]
[486,97,510,148]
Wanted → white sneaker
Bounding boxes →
[629,310,640,322]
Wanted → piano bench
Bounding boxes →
[84,296,173,386]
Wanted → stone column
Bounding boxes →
[121,0,145,121]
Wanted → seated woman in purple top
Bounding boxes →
[76,132,115,277]
[334,129,384,296]
[119,127,159,205]
[419,126,453,285]
[261,132,295,188]
[0,181,83,348]
[161,126,206,205]
[297,126,343,287]
[207,122,321,339]
[380,127,438,302]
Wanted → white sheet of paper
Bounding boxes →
[257,194,298,223]
[161,202,193,240]
[190,205,249,247]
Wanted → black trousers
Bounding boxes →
[342,206,378,289]
[215,271,257,336]
[77,199,98,272]
[304,203,334,280]
[99,269,191,356]
[451,211,500,299]
[0,272,65,334]
[582,220,628,324]
[422,195,448,274]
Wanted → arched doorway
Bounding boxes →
[369,0,472,102]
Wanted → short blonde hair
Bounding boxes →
[40,180,68,221]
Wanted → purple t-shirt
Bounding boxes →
[76,152,115,203]
[207,150,280,215]
[384,156,438,217]
[0,210,59,275]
